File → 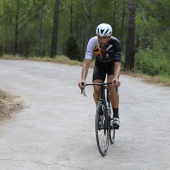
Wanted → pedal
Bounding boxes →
[113,125,119,129]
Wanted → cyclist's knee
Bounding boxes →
[94,86,100,95]
[93,87,100,101]
[108,85,117,93]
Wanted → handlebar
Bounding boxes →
[80,81,116,96]
[81,80,116,86]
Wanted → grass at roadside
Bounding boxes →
[122,70,170,86]
[30,55,84,66]
[1,54,96,67]
[1,54,84,66]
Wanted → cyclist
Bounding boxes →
[78,23,121,128]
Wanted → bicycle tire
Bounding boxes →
[109,109,115,144]
[95,101,109,156]
[109,128,115,144]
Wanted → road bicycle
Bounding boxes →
[81,82,117,156]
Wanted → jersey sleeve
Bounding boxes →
[85,37,96,60]
[113,38,121,62]
[114,52,121,62]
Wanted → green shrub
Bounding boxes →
[0,44,4,56]
[135,47,170,77]
[66,35,82,61]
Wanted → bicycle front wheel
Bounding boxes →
[95,101,109,156]
[109,109,115,144]
[109,127,115,144]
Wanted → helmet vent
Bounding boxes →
[104,29,109,35]
[101,29,104,34]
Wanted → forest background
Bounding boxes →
[0,0,169,80]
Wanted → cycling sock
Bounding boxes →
[113,108,119,118]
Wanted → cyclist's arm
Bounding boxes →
[112,38,121,86]
[114,62,121,79]
[112,62,121,87]
[79,37,95,89]
[81,59,91,81]
[81,37,96,81]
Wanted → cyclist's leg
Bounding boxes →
[93,79,102,105]
[106,62,119,116]
[107,74,119,111]
[92,61,106,105]
[106,61,120,127]
[107,75,120,128]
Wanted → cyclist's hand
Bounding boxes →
[78,80,86,90]
[112,79,120,87]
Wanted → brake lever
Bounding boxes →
[81,89,87,97]
[80,82,87,97]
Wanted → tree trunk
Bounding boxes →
[120,0,126,45]
[50,0,60,58]
[82,0,96,52]
[14,0,19,54]
[70,4,73,34]
[113,0,116,36]
[124,0,136,71]
[83,1,91,47]
[37,0,45,57]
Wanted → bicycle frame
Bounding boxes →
[84,82,112,129]
[99,84,110,129]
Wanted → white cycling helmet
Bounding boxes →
[96,23,112,37]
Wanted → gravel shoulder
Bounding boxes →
[0,90,24,121]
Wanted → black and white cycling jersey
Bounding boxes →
[85,36,121,63]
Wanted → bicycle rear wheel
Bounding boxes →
[95,101,109,156]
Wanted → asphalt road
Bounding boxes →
[0,59,170,170]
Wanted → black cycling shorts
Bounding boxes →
[92,60,114,82]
